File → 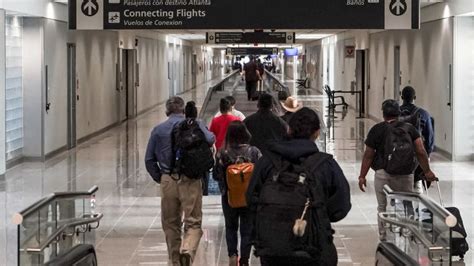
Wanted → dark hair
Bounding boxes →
[401,86,416,102]
[289,107,321,139]
[225,95,236,106]
[278,90,289,102]
[382,99,401,118]
[225,121,252,148]
[220,98,232,114]
[166,96,185,116]
[185,101,198,119]
[258,93,274,110]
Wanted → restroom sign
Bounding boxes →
[69,0,419,30]
[345,46,355,58]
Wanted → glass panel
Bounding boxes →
[5,15,23,161]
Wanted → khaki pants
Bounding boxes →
[161,174,203,266]
[374,169,413,239]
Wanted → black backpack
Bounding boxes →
[255,152,333,264]
[384,122,417,175]
[173,119,214,179]
[399,107,421,133]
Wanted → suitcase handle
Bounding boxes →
[423,178,443,206]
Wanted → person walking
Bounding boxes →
[210,98,241,150]
[247,107,351,266]
[244,93,288,155]
[280,96,303,123]
[145,97,215,266]
[358,99,437,240]
[400,86,435,193]
[215,95,246,121]
[243,56,261,101]
[214,121,262,266]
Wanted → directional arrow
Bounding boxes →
[390,0,407,16]
[81,0,99,17]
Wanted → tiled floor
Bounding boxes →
[0,75,472,265]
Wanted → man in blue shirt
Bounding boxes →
[400,86,435,193]
[145,96,214,266]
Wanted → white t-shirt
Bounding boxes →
[214,109,246,120]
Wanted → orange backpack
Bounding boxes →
[226,157,254,208]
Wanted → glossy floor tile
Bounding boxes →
[1,75,472,266]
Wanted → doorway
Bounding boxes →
[192,54,197,88]
[394,46,401,100]
[120,49,138,121]
[67,43,77,149]
[356,49,367,115]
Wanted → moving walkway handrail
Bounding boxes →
[12,186,99,225]
[383,185,457,228]
[22,213,103,253]
[199,70,239,119]
[378,213,446,256]
[264,70,290,94]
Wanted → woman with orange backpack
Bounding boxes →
[214,121,262,266]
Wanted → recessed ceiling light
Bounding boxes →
[295,34,333,40]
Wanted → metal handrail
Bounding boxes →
[22,213,103,253]
[378,213,447,258]
[265,70,290,94]
[198,70,239,119]
[383,185,457,228]
[13,186,99,225]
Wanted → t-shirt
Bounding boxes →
[365,121,421,171]
[244,61,258,82]
[209,114,241,150]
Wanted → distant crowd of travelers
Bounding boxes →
[145,84,435,265]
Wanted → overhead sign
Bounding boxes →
[226,48,278,56]
[206,32,295,44]
[69,0,420,30]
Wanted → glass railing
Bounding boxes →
[380,185,457,265]
[199,70,240,125]
[13,186,103,266]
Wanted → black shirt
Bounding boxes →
[244,110,288,155]
[365,121,421,171]
[244,61,258,82]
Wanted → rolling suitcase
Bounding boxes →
[427,181,469,259]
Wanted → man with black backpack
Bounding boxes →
[145,98,215,266]
[358,99,436,240]
[399,86,435,193]
[247,107,351,266]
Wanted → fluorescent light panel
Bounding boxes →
[295,33,333,40]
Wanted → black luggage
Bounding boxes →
[429,181,469,259]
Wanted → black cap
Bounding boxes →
[382,99,401,118]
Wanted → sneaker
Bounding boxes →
[229,255,238,266]
[179,253,192,266]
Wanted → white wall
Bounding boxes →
[44,19,68,154]
[70,30,121,141]
[22,18,44,158]
[0,1,67,21]
[136,36,170,113]
[453,16,474,161]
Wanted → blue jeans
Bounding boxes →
[222,195,253,264]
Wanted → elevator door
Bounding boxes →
[67,43,77,149]
[120,49,138,121]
